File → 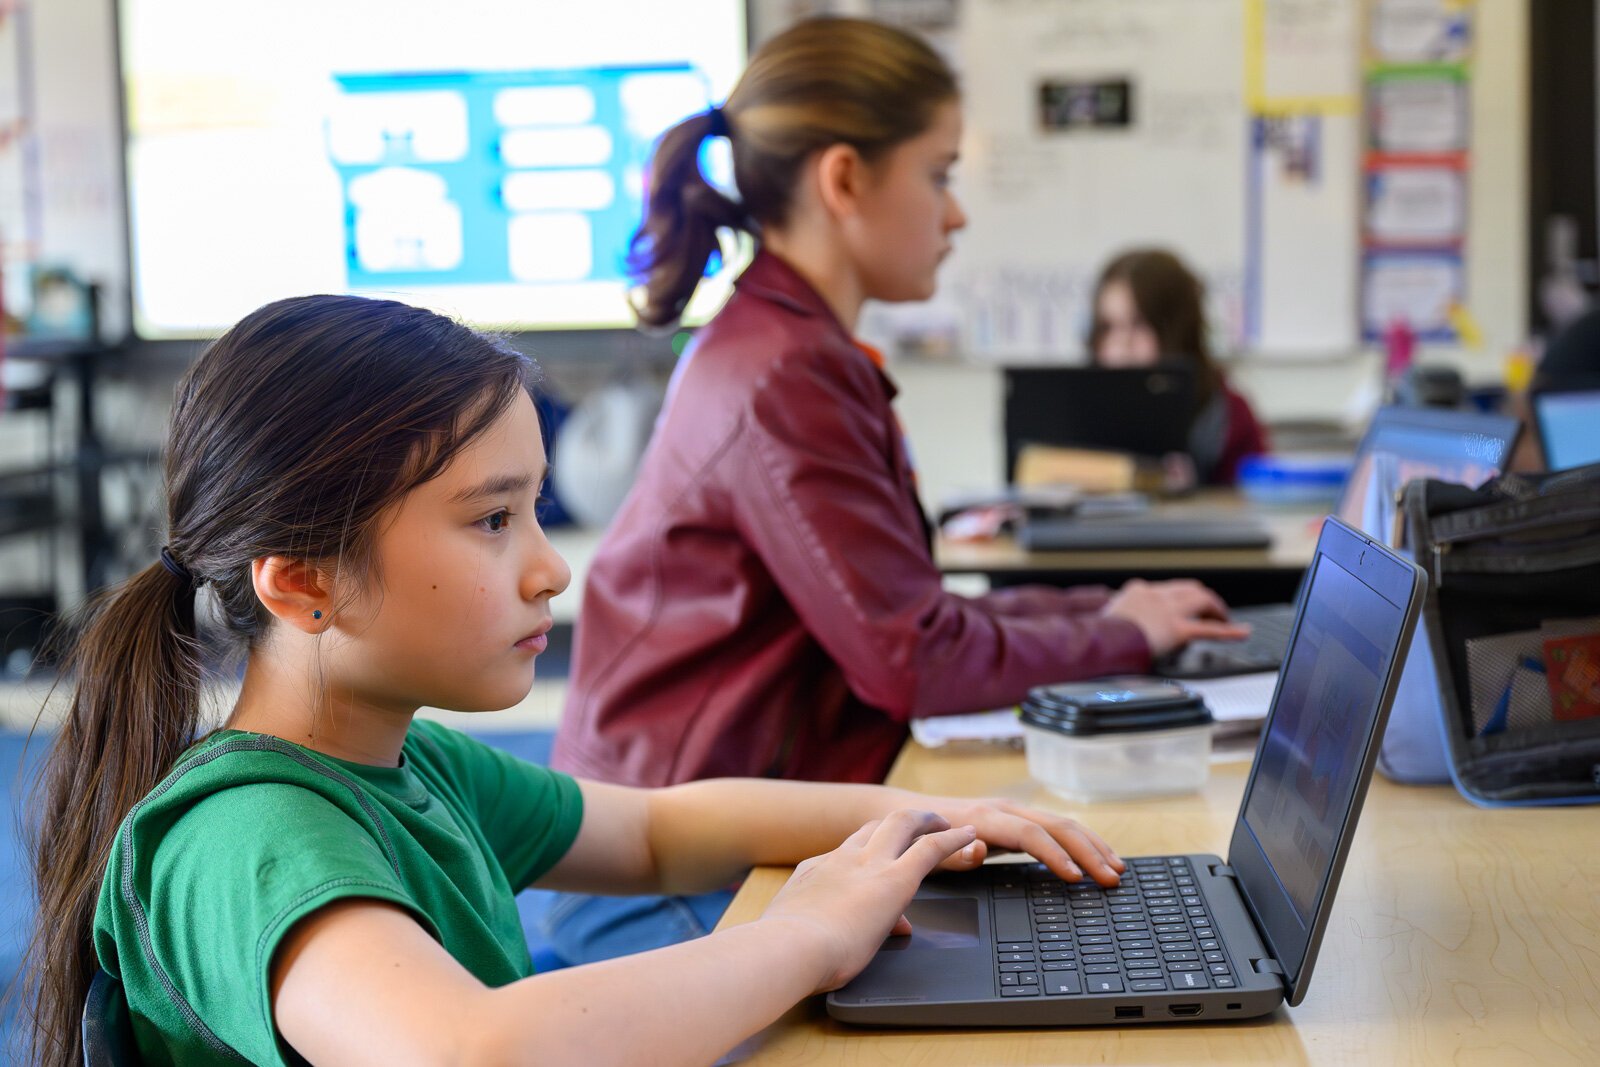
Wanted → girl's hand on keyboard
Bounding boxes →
[1104,578,1252,656]
[760,809,978,993]
[919,796,1127,887]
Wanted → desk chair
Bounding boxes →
[82,970,138,1066]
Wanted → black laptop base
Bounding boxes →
[827,858,1285,1027]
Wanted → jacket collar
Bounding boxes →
[732,247,897,398]
[735,248,848,334]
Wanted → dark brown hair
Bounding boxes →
[628,16,958,329]
[1088,248,1222,411]
[21,294,534,1065]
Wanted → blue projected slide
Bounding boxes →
[117,0,746,338]
[330,66,711,290]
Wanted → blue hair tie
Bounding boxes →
[158,546,197,587]
[705,106,729,139]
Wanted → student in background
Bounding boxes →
[1532,304,1600,394]
[550,17,1246,965]
[1088,248,1268,484]
[23,294,1126,1067]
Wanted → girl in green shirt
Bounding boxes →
[24,293,1124,1066]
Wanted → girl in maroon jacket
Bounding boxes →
[548,17,1247,965]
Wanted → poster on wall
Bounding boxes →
[1359,0,1471,345]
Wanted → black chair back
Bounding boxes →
[82,969,139,1066]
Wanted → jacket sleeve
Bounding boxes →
[735,351,1149,723]
[977,584,1116,617]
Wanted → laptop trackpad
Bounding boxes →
[834,889,989,1007]
[880,897,981,951]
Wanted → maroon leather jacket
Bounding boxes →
[552,251,1151,787]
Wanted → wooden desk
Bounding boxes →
[935,494,1324,606]
[717,744,1600,1065]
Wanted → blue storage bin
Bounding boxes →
[1236,453,1352,507]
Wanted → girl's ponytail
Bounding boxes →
[24,559,203,1065]
[629,109,749,330]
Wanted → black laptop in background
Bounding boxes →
[1004,364,1278,553]
[1160,405,1519,679]
[827,518,1426,1027]
[1003,365,1196,479]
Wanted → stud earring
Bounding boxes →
[312,610,323,620]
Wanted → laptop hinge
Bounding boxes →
[1208,863,1237,879]
[1251,958,1287,978]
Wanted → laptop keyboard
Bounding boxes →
[989,858,1238,996]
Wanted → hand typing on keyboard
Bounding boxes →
[758,794,1126,993]
[903,793,1127,888]
[1103,578,1251,656]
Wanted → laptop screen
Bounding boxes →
[1535,389,1600,471]
[1002,366,1197,477]
[1229,519,1422,1004]
[1335,407,1518,545]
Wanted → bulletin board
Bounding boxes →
[879,0,1369,361]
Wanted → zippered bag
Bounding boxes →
[1379,464,1600,805]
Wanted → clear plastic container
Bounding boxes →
[1021,720,1212,803]
[1018,678,1212,803]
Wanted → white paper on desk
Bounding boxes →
[911,708,1023,747]
[1186,672,1278,734]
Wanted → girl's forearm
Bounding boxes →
[644,778,919,893]
[468,915,830,1067]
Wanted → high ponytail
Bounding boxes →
[628,16,958,329]
[19,293,536,1065]
[23,562,203,1065]
[628,109,750,330]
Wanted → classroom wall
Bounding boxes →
[12,0,1535,526]
[883,0,1530,510]
[14,0,128,339]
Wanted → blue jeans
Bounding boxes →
[538,888,737,965]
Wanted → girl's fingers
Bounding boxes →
[841,819,882,851]
[937,838,988,870]
[865,809,952,859]
[1030,818,1125,885]
[1013,821,1083,882]
[1055,828,1124,886]
[982,813,1122,886]
[900,824,979,876]
[1070,821,1125,871]
[891,914,913,937]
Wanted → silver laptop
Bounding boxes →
[828,517,1425,1026]
[1161,404,1516,679]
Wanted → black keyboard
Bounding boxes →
[988,858,1238,996]
[1161,604,1295,678]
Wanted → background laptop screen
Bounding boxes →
[1535,389,1600,471]
[1002,366,1196,478]
[1335,407,1518,544]
[1240,553,1403,922]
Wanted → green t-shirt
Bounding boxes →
[92,719,584,1066]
